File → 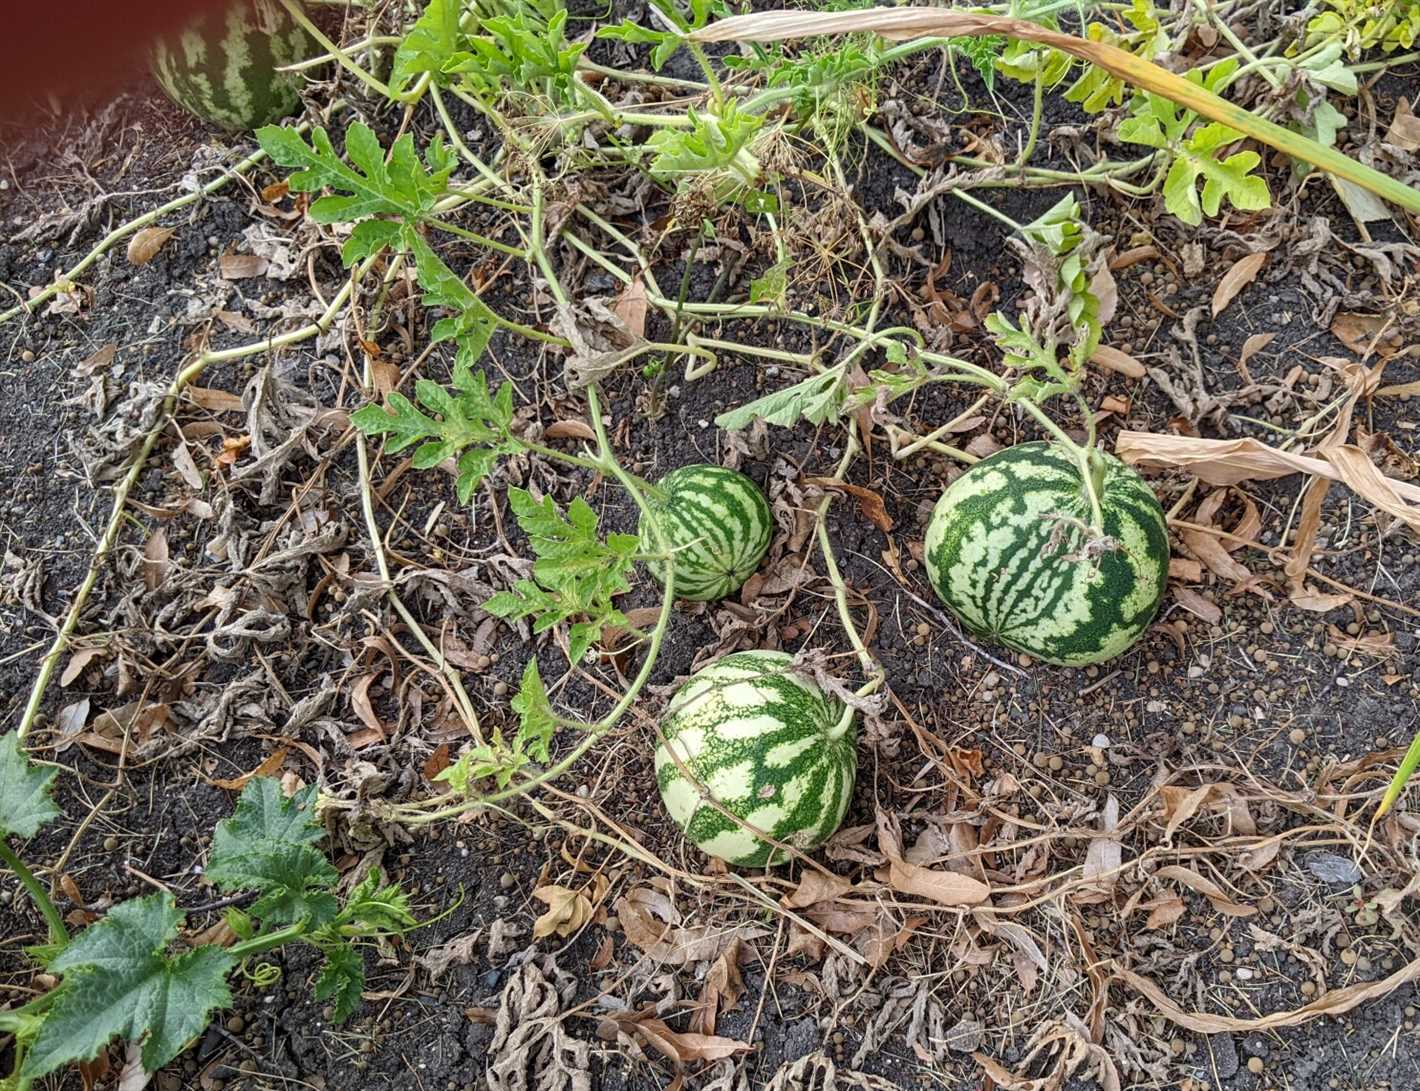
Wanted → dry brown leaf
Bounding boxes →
[187,386,246,413]
[1115,432,1420,532]
[544,419,598,441]
[126,226,175,266]
[1331,312,1395,358]
[371,359,400,397]
[1377,379,1420,399]
[599,1009,750,1063]
[1236,332,1276,378]
[1090,344,1146,379]
[590,933,614,970]
[1155,864,1254,917]
[349,673,384,739]
[1090,263,1118,326]
[1327,624,1394,658]
[804,900,879,934]
[1142,895,1186,929]
[616,890,762,964]
[219,253,269,280]
[876,810,991,907]
[1387,97,1420,150]
[61,647,105,687]
[142,528,169,592]
[1119,954,1420,1033]
[216,309,256,333]
[78,344,117,374]
[1160,784,1213,842]
[691,939,746,1035]
[1169,556,1202,582]
[612,277,649,339]
[804,477,893,532]
[782,869,853,908]
[1078,795,1122,899]
[1171,585,1221,624]
[211,748,289,791]
[1211,252,1266,317]
[533,884,593,939]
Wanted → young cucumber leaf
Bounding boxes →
[0,733,59,839]
[313,941,365,1022]
[23,893,234,1078]
[205,780,338,927]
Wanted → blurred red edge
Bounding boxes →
[0,0,237,125]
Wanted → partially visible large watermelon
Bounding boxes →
[151,0,316,130]
[655,650,857,867]
[638,464,773,602]
[924,441,1169,666]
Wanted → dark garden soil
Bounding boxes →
[2,27,1420,1091]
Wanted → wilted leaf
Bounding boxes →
[691,939,745,1035]
[1236,332,1275,376]
[1304,851,1364,886]
[219,253,269,280]
[599,1009,751,1062]
[142,528,169,592]
[210,749,288,791]
[876,810,990,907]
[1115,432,1420,534]
[544,419,598,441]
[1387,97,1420,151]
[804,477,893,532]
[349,674,384,740]
[1143,895,1187,929]
[1156,864,1254,917]
[782,869,853,908]
[533,884,593,939]
[1211,252,1266,317]
[1079,794,1122,897]
[78,344,117,374]
[612,277,649,339]
[126,226,175,266]
[1090,344,1146,378]
[1171,586,1221,624]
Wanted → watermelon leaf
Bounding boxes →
[481,488,636,663]
[391,0,468,94]
[715,364,848,431]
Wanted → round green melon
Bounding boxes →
[152,0,317,130]
[655,651,857,867]
[638,464,772,602]
[924,441,1168,666]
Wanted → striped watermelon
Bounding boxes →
[151,0,315,130]
[924,442,1168,666]
[655,651,857,867]
[638,464,772,602]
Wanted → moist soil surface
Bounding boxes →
[2,34,1420,1091]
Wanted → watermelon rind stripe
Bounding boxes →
[638,464,772,602]
[151,0,316,130]
[655,651,857,867]
[923,441,1168,666]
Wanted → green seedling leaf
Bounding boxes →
[482,489,636,663]
[511,660,558,762]
[313,942,364,1022]
[598,20,683,70]
[0,733,59,839]
[749,258,791,307]
[24,893,235,1077]
[647,103,764,201]
[1162,123,1271,226]
[352,338,518,504]
[715,365,848,431]
[436,740,530,792]
[451,5,586,104]
[206,780,338,926]
[336,869,417,935]
[391,0,466,94]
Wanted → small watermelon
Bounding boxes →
[638,464,772,602]
[924,441,1168,666]
[655,650,857,867]
[151,0,317,130]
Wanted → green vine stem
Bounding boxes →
[0,841,67,948]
